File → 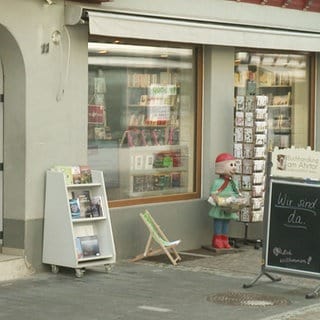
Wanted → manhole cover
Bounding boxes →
[207,291,290,307]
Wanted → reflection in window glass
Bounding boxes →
[88,42,197,202]
[234,51,310,150]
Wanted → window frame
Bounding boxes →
[88,37,203,208]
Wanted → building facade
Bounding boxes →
[0,0,319,270]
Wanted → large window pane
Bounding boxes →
[233,50,312,223]
[88,42,198,203]
[234,51,311,150]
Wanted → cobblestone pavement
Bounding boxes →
[0,245,319,320]
[260,304,320,320]
[138,246,320,320]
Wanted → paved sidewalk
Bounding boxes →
[0,246,319,320]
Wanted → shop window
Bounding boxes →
[233,50,314,223]
[88,41,202,206]
[234,51,313,150]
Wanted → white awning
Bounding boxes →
[65,3,320,51]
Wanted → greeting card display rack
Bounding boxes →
[232,95,268,248]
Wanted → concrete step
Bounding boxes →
[0,254,34,282]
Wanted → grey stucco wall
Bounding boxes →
[0,0,88,267]
[110,200,212,259]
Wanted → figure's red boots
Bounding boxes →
[212,235,224,249]
[221,235,231,249]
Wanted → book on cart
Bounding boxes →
[71,190,92,218]
[52,165,93,185]
[69,199,81,219]
[90,196,103,217]
[77,235,101,258]
[79,165,92,184]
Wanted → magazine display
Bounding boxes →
[52,165,92,185]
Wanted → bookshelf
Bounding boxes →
[122,69,180,147]
[119,145,188,197]
[42,169,116,278]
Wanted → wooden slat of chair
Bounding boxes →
[130,210,182,265]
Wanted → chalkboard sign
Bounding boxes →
[265,178,320,278]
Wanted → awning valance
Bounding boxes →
[65,3,320,51]
[87,11,320,51]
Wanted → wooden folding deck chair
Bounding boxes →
[131,210,182,265]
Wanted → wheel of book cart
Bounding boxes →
[51,265,59,274]
[51,264,86,278]
[75,268,85,278]
[104,264,112,272]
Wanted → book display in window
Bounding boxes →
[122,70,180,148]
[88,76,112,142]
[234,59,293,150]
[43,169,116,278]
[118,68,190,198]
[258,72,292,150]
[120,145,188,197]
[233,95,268,223]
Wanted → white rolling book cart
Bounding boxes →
[42,169,116,278]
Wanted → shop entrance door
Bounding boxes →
[0,62,3,240]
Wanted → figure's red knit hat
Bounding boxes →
[215,153,235,174]
[215,153,235,163]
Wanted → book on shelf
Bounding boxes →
[79,165,92,184]
[145,154,154,170]
[94,127,107,140]
[134,155,143,170]
[71,166,81,184]
[52,166,73,185]
[93,93,105,105]
[90,196,103,218]
[88,105,105,124]
[94,78,106,94]
[53,165,92,185]
[77,235,101,258]
[71,190,92,218]
[75,237,84,259]
[171,172,181,187]
[69,198,81,219]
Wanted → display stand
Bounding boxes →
[243,269,281,289]
[42,169,116,278]
[232,95,268,247]
[230,222,262,249]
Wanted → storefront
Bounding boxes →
[0,0,320,271]
[65,0,320,248]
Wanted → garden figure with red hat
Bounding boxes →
[208,152,244,249]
